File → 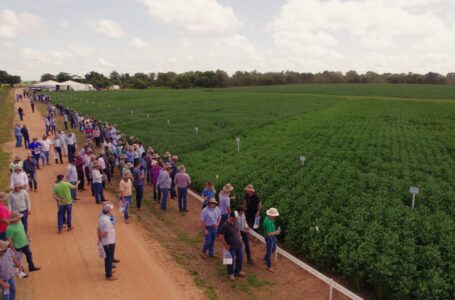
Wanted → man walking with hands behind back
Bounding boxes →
[98,203,117,281]
[53,174,76,234]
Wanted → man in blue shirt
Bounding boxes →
[200,198,221,258]
[28,138,42,169]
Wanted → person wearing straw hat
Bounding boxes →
[200,197,221,258]
[10,166,28,191]
[28,137,42,169]
[174,165,192,213]
[157,163,172,210]
[219,211,246,281]
[263,208,281,272]
[243,184,262,229]
[218,183,234,234]
[53,174,77,233]
[8,156,22,173]
[0,193,11,241]
[7,183,31,233]
[97,203,117,281]
[0,240,22,299]
[6,212,41,272]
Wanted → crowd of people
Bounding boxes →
[1,89,283,295]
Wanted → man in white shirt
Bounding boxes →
[66,158,79,200]
[53,135,63,164]
[40,135,52,166]
[10,166,28,190]
[91,162,105,204]
[97,203,117,281]
[58,131,67,157]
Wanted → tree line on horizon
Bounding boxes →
[38,70,455,89]
[4,69,455,89]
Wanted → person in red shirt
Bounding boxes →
[0,193,11,241]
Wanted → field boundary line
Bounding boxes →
[188,189,363,300]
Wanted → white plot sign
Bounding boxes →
[409,186,420,209]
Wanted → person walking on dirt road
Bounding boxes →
[132,160,145,210]
[119,172,132,223]
[23,155,37,192]
[174,165,191,212]
[17,107,24,121]
[28,138,42,169]
[10,166,28,191]
[14,124,22,148]
[53,174,76,233]
[219,212,246,281]
[200,197,221,258]
[7,183,31,233]
[20,125,30,149]
[0,240,22,300]
[6,212,41,273]
[98,203,117,281]
[0,193,11,241]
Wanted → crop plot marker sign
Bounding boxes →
[236,137,240,153]
[167,119,170,125]
[300,155,306,166]
[195,127,199,134]
[147,114,150,118]
[409,186,419,209]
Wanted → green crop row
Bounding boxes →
[53,86,455,299]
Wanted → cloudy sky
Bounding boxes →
[1,0,455,80]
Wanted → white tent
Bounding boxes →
[60,80,95,91]
[32,80,60,87]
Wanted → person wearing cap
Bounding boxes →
[8,157,23,173]
[200,197,221,258]
[263,208,281,272]
[174,165,192,213]
[170,155,178,199]
[20,124,30,149]
[218,183,234,234]
[65,130,77,162]
[219,212,246,281]
[40,135,52,166]
[53,174,77,233]
[119,172,132,223]
[7,184,31,233]
[0,193,11,241]
[6,212,41,272]
[66,159,78,200]
[157,163,172,210]
[132,160,145,210]
[53,135,63,164]
[92,162,105,204]
[235,206,254,265]
[201,181,216,209]
[23,155,37,192]
[243,184,262,229]
[14,124,22,148]
[10,167,28,191]
[97,203,117,281]
[28,138,42,169]
[150,159,161,202]
[0,240,22,299]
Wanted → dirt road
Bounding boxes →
[2,90,205,300]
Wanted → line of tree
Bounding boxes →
[0,70,21,87]
[40,70,455,90]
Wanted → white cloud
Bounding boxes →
[138,0,242,34]
[271,0,455,55]
[59,20,71,28]
[97,58,115,68]
[128,38,148,49]
[214,34,258,59]
[180,38,193,48]
[0,9,45,39]
[86,19,124,38]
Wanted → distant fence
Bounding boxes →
[188,190,363,300]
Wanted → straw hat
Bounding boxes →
[0,240,9,251]
[171,155,178,161]
[178,165,185,172]
[14,182,23,188]
[151,160,158,166]
[222,183,234,193]
[152,154,160,159]
[126,162,133,168]
[208,197,217,204]
[102,203,114,213]
[147,147,154,153]
[163,163,172,170]
[14,156,21,161]
[266,208,279,217]
[14,165,22,170]
[244,184,255,192]
[163,151,171,158]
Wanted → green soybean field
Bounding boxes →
[53,84,455,299]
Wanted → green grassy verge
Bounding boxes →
[0,88,14,190]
